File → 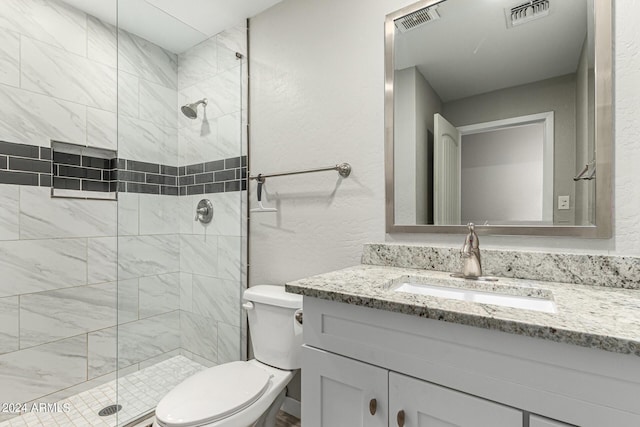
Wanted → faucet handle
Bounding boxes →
[461,222,479,255]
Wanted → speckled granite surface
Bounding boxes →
[286,265,640,357]
[362,243,640,289]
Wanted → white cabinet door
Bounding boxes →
[389,372,523,427]
[530,415,575,427]
[302,346,388,427]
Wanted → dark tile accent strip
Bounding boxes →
[225,180,240,192]
[127,160,159,174]
[225,156,241,169]
[118,170,145,183]
[53,151,81,166]
[195,172,213,184]
[58,165,102,180]
[40,147,51,160]
[127,182,160,194]
[215,170,235,182]
[40,173,52,187]
[9,157,51,173]
[186,164,204,175]
[0,170,39,186]
[0,141,40,159]
[82,180,111,192]
[186,184,205,195]
[179,176,194,186]
[205,160,225,172]
[54,177,81,190]
[147,174,177,186]
[82,156,111,169]
[204,182,224,193]
[161,186,179,196]
[161,165,178,176]
[0,142,247,195]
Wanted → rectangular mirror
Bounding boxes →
[385,0,612,237]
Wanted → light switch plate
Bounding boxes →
[558,195,570,210]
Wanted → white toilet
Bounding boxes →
[153,285,303,427]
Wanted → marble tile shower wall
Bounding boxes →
[0,0,247,419]
[176,28,247,367]
[0,1,117,419]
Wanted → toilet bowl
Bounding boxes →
[153,286,303,427]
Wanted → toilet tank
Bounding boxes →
[243,285,303,370]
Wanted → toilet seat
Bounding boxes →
[155,361,272,427]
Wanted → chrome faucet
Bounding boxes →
[460,223,482,278]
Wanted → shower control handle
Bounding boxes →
[194,199,214,224]
[194,207,208,220]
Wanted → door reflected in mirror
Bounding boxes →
[386,0,612,235]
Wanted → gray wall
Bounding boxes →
[461,124,545,223]
[442,74,577,225]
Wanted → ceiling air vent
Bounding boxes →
[505,0,550,28]
[395,6,440,33]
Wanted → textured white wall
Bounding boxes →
[249,0,640,290]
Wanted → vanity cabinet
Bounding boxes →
[301,297,640,427]
[304,347,522,427]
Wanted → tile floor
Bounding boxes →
[275,411,302,427]
[0,356,205,427]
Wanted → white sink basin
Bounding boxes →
[392,279,557,313]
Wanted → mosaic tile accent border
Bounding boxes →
[0,141,52,187]
[117,156,247,196]
[0,141,247,196]
[178,156,247,196]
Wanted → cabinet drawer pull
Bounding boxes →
[397,409,405,426]
[369,398,377,415]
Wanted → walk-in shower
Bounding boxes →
[181,98,208,119]
[0,0,248,426]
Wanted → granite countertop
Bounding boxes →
[285,264,640,357]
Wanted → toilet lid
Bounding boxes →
[155,361,272,427]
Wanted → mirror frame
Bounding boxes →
[384,0,613,237]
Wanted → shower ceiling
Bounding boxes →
[59,0,281,53]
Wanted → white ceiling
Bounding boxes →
[394,0,591,102]
[60,0,282,53]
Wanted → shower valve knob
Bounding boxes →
[194,199,214,224]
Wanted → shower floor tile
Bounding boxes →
[0,356,205,427]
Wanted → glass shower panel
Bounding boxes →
[0,1,120,426]
[115,2,247,424]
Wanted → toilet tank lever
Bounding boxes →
[242,301,254,311]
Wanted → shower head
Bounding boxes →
[181,98,208,119]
